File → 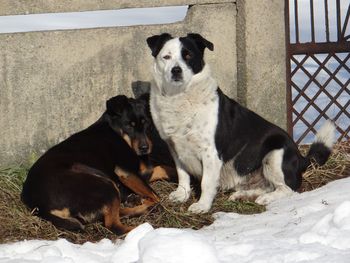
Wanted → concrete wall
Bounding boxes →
[236,0,287,128]
[0,0,286,165]
[0,0,230,15]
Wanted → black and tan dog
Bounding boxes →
[21,95,163,235]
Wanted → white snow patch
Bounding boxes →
[300,201,350,250]
[1,177,350,262]
[138,228,219,263]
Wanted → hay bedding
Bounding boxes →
[0,141,349,244]
[299,140,350,192]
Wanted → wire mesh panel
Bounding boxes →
[286,0,350,144]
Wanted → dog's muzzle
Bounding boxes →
[171,66,183,82]
[134,136,152,156]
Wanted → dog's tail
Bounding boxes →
[305,120,336,166]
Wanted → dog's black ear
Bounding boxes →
[106,95,129,116]
[187,33,214,52]
[146,33,173,57]
[137,93,151,116]
[137,93,150,104]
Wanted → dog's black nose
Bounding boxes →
[139,144,149,154]
[171,66,182,75]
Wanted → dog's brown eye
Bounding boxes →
[185,54,192,60]
[163,55,171,60]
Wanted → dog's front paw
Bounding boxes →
[169,188,190,203]
[188,202,210,214]
[255,194,271,205]
[255,187,293,205]
[229,191,245,201]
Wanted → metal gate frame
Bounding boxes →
[285,0,350,144]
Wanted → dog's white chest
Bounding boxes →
[151,92,219,176]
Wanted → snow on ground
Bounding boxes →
[0,6,187,34]
[1,177,350,263]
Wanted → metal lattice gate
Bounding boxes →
[286,0,350,144]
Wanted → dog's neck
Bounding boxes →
[151,64,217,102]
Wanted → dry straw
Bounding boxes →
[0,141,348,244]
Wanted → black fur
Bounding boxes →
[179,33,214,74]
[215,88,331,191]
[146,33,173,57]
[307,142,332,165]
[21,95,157,232]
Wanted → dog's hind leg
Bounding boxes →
[115,165,160,217]
[255,149,293,205]
[120,199,156,217]
[44,209,85,231]
[103,198,134,235]
[114,166,159,203]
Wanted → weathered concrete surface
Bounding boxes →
[0,0,233,15]
[236,0,287,129]
[186,4,237,99]
[0,3,237,165]
[0,0,288,166]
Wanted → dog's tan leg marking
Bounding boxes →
[50,208,71,219]
[120,199,155,217]
[139,161,153,177]
[114,166,159,203]
[50,208,85,229]
[149,165,176,182]
[103,198,134,235]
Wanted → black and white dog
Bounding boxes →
[146,33,335,213]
